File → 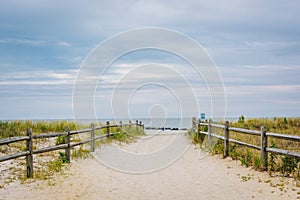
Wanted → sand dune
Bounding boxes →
[0,131,298,200]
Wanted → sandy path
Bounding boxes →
[0,131,299,200]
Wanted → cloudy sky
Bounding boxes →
[0,0,299,120]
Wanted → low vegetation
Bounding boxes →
[0,120,82,138]
[0,120,145,187]
[189,116,300,180]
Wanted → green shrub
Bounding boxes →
[212,140,224,155]
[59,152,69,163]
[240,149,253,167]
[71,147,90,159]
[269,141,278,172]
[238,115,245,124]
[56,136,66,145]
[281,156,299,177]
[253,155,262,170]
[229,144,240,160]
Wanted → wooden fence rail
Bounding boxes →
[192,117,300,171]
[0,120,144,178]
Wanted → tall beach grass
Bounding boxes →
[190,116,300,179]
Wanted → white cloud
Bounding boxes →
[240,65,300,70]
[0,38,74,48]
[56,41,72,47]
[0,80,70,86]
[244,41,300,48]
[225,84,300,96]
[0,70,77,85]
[0,38,47,46]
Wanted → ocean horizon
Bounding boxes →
[0,117,241,129]
[2,116,298,129]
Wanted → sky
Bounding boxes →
[0,0,299,120]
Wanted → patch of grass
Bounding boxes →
[240,149,253,168]
[33,155,65,180]
[59,151,69,163]
[212,140,224,155]
[0,120,87,138]
[253,155,262,170]
[229,144,240,160]
[240,176,249,182]
[239,174,253,182]
[56,136,66,145]
[111,132,127,143]
[3,121,145,185]
[15,153,67,184]
[269,141,278,174]
[71,147,90,159]
[47,158,64,175]
[190,116,300,180]
[187,130,203,144]
[281,156,299,177]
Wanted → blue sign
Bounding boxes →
[200,113,205,120]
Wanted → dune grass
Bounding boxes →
[0,120,145,185]
[0,120,84,138]
[189,116,300,180]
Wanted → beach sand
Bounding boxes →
[0,131,299,200]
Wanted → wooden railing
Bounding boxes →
[192,117,300,170]
[0,120,144,178]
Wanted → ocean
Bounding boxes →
[2,117,239,129]
[39,118,194,129]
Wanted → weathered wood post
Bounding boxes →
[90,123,95,152]
[65,127,71,162]
[224,121,229,158]
[26,128,33,178]
[136,120,138,132]
[260,126,268,170]
[208,119,212,136]
[208,119,212,146]
[192,117,196,132]
[119,121,122,128]
[106,121,110,138]
[197,119,201,141]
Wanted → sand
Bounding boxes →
[0,130,299,200]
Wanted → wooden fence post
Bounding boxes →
[207,119,213,147]
[106,121,110,138]
[136,120,138,132]
[26,128,33,178]
[65,127,71,162]
[192,117,196,132]
[260,126,268,170]
[208,119,212,136]
[91,123,95,152]
[197,119,201,141]
[224,121,229,158]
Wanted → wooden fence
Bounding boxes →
[192,117,300,170]
[0,120,144,178]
